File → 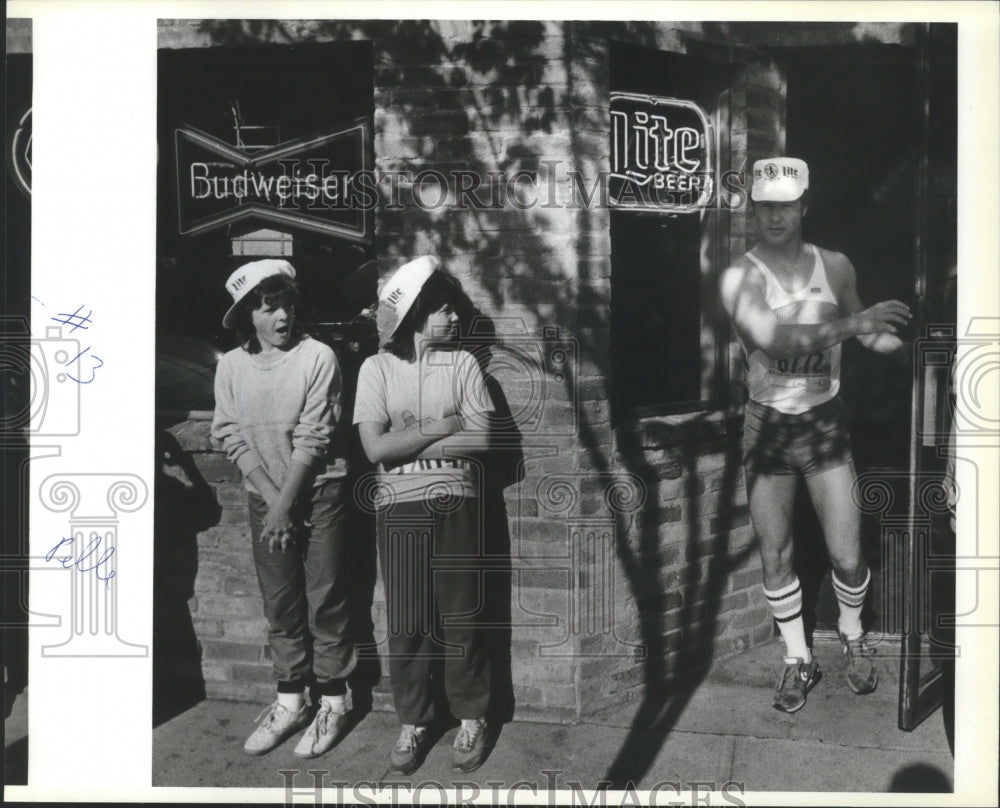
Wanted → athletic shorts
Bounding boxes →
[741,396,853,479]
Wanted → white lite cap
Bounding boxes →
[750,157,809,202]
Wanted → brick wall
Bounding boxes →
[156,18,910,721]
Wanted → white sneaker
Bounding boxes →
[293,699,349,758]
[452,717,488,772]
[390,724,431,774]
[243,700,310,756]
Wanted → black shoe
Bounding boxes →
[840,632,879,695]
[772,657,821,713]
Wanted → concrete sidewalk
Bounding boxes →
[152,637,954,797]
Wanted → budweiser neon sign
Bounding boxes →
[174,119,372,241]
[609,92,714,213]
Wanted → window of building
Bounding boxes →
[156,40,375,416]
[608,42,733,421]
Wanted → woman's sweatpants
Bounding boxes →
[376,496,490,725]
[248,478,357,695]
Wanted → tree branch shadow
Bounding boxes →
[178,18,777,787]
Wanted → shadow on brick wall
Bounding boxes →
[344,472,382,714]
[458,299,525,729]
[605,414,755,787]
[170,16,890,787]
[154,429,221,727]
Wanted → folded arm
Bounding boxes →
[415,412,493,459]
[357,416,461,466]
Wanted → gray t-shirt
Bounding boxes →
[353,349,493,503]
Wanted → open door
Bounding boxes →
[784,24,957,732]
[896,23,958,735]
[785,42,917,641]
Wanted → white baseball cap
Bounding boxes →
[750,157,809,202]
[376,255,440,340]
[222,259,296,328]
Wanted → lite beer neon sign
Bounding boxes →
[609,93,714,213]
[174,119,373,242]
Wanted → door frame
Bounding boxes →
[897,23,958,733]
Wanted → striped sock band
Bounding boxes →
[833,568,871,640]
[764,577,809,661]
[764,578,803,624]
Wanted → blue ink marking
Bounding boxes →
[37,299,106,383]
[66,346,90,365]
[64,348,104,384]
[51,304,93,333]
[45,534,116,588]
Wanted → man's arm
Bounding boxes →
[829,250,911,358]
[719,259,911,359]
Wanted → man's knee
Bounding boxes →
[758,539,795,582]
[830,557,867,586]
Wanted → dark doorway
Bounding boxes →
[784,45,920,636]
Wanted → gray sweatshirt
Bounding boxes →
[211,335,347,495]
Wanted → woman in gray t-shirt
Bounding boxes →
[354,256,494,775]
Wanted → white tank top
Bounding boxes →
[742,244,841,414]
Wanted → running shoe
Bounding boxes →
[390,724,431,775]
[773,657,821,713]
[840,632,879,694]
[243,700,311,756]
[452,717,488,773]
[293,699,349,758]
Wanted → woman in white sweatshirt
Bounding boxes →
[211,259,356,759]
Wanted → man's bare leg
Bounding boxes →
[805,461,879,694]
[749,470,822,710]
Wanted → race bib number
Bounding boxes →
[767,350,832,392]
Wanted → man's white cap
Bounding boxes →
[376,255,440,340]
[750,157,809,202]
[222,259,296,328]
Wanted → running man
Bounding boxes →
[719,157,912,712]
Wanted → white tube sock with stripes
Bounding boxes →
[833,568,870,641]
[764,577,810,663]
